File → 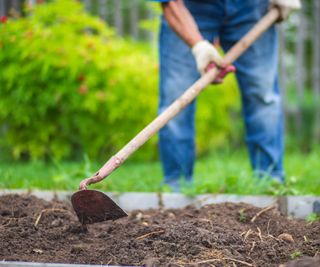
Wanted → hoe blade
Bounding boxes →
[71,189,127,224]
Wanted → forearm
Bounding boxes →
[161,0,203,47]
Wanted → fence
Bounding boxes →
[1,0,320,147]
[277,0,320,146]
[0,0,155,40]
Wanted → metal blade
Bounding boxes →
[71,189,127,224]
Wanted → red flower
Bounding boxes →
[78,84,88,95]
[0,16,8,24]
[77,74,85,82]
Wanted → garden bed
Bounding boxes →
[0,193,319,266]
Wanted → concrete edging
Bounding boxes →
[0,262,122,267]
[0,189,319,218]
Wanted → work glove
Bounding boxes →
[269,0,301,22]
[192,40,224,75]
[192,40,235,84]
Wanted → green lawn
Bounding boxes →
[0,149,319,195]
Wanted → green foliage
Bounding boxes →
[196,77,240,154]
[265,177,302,196]
[1,149,320,195]
[238,208,247,223]
[0,0,156,160]
[289,251,301,260]
[306,213,320,223]
[0,0,239,161]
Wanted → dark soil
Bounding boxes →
[0,194,319,267]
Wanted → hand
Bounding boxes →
[192,40,224,75]
[269,0,301,22]
[205,63,236,84]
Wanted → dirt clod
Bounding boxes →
[0,194,319,266]
[278,233,295,243]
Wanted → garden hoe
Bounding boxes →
[71,7,282,225]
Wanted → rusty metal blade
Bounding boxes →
[71,190,127,224]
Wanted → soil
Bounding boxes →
[0,194,319,267]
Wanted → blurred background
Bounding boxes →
[0,0,319,195]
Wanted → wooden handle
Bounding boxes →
[224,8,280,64]
[79,8,280,190]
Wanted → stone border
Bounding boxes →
[1,189,319,218]
[0,262,123,267]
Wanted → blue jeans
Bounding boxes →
[158,0,284,189]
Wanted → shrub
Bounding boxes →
[0,0,240,161]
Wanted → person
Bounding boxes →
[150,0,301,191]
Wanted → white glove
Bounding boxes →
[270,0,301,21]
[191,40,224,75]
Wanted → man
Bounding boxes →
[151,0,301,191]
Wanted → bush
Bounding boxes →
[0,0,240,161]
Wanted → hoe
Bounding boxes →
[71,8,282,225]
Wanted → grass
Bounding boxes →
[289,251,302,260]
[0,149,320,195]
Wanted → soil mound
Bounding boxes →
[0,194,319,266]
[282,256,320,267]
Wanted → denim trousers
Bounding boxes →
[158,0,284,188]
